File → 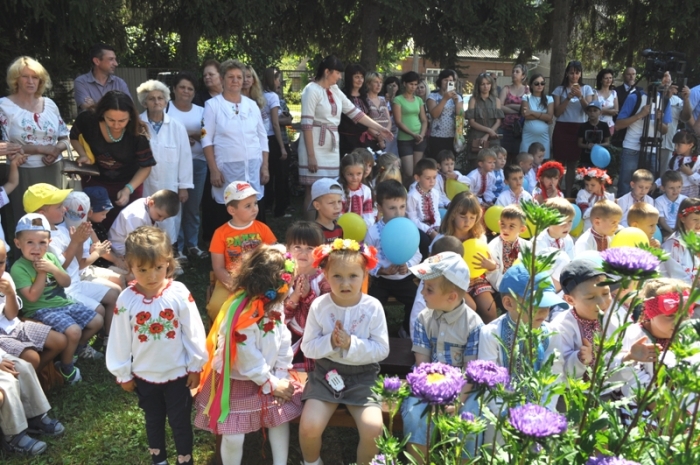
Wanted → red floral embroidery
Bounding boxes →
[138,334,148,343]
[188,293,194,302]
[263,321,275,333]
[149,323,164,334]
[269,311,282,322]
[234,331,247,343]
[136,312,151,325]
[173,320,179,328]
[160,309,174,320]
[134,325,139,333]
[166,331,176,339]
[113,307,119,315]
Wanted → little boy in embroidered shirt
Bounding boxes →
[466,148,497,205]
[434,149,469,208]
[407,158,441,239]
[310,178,345,243]
[527,143,546,192]
[656,170,686,238]
[493,146,508,198]
[574,200,622,254]
[617,169,655,227]
[627,202,661,248]
[536,197,575,260]
[481,205,529,290]
[403,251,483,461]
[495,165,533,207]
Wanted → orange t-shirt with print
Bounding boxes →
[209,220,277,271]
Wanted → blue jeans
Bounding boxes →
[178,158,208,250]
[618,147,657,196]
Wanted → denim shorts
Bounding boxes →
[33,303,97,333]
[398,138,428,157]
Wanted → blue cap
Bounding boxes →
[82,186,113,213]
[499,263,569,309]
[586,100,602,111]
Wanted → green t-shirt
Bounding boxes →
[394,94,424,141]
[10,252,73,317]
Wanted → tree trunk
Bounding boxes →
[177,22,202,70]
[360,0,380,70]
[548,0,572,94]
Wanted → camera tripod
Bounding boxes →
[637,81,666,176]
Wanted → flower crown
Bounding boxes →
[262,255,295,302]
[575,167,612,185]
[643,290,694,320]
[312,238,378,270]
[537,161,565,180]
[680,205,700,217]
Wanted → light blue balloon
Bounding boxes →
[654,226,662,243]
[381,217,420,265]
[591,145,611,168]
[439,208,447,220]
[572,204,582,230]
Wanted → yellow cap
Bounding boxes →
[23,183,72,213]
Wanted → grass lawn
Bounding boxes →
[3,194,406,464]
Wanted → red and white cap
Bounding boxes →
[223,181,259,204]
[63,191,91,228]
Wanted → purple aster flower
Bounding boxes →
[601,247,660,278]
[465,360,510,389]
[406,362,466,405]
[383,376,402,394]
[509,403,567,438]
[460,411,475,422]
[369,454,395,465]
[585,456,640,465]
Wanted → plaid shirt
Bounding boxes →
[412,301,484,367]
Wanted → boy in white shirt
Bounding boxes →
[478,205,529,290]
[366,180,422,337]
[627,202,661,248]
[617,169,655,227]
[527,142,546,192]
[655,170,686,239]
[492,146,507,198]
[407,158,441,239]
[495,165,533,207]
[466,148,497,205]
[575,200,622,254]
[536,197,576,260]
[517,152,535,193]
[434,149,469,208]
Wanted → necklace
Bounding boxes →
[105,124,125,143]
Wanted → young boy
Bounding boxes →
[0,153,24,247]
[10,214,104,384]
[656,170,687,238]
[627,202,661,248]
[407,158,441,238]
[207,181,276,321]
[0,345,64,455]
[495,165,534,207]
[366,180,422,337]
[24,184,117,355]
[466,148,497,205]
[435,150,469,208]
[493,146,508,199]
[617,169,654,227]
[83,187,123,269]
[577,100,611,167]
[481,205,529,289]
[310,178,344,244]
[527,142,546,193]
[552,258,617,381]
[403,251,484,463]
[517,152,535,193]
[109,189,180,256]
[536,197,576,260]
[574,199,622,254]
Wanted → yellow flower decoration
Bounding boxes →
[332,238,346,250]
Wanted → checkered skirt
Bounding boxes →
[193,374,303,435]
[0,321,51,357]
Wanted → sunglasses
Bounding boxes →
[567,60,582,67]
[533,81,545,86]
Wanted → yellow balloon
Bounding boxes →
[519,219,536,239]
[610,227,650,248]
[463,239,490,279]
[446,179,469,201]
[484,205,503,233]
[338,213,367,242]
[570,220,584,238]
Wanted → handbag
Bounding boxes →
[470,138,490,153]
[60,139,100,179]
[512,118,523,138]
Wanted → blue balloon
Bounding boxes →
[439,208,447,220]
[591,145,611,168]
[654,226,662,243]
[381,217,420,265]
[572,204,582,230]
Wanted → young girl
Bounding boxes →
[340,152,375,228]
[662,198,700,282]
[436,192,494,321]
[194,245,302,465]
[493,146,508,198]
[668,129,700,198]
[533,161,565,204]
[355,147,376,188]
[106,226,207,465]
[299,239,389,465]
[284,222,330,372]
[371,152,402,188]
[576,167,615,230]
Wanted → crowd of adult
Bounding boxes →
[2,45,699,250]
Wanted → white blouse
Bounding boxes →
[140,112,194,195]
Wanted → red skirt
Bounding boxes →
[193,374,303,435]
[552,122,581,162]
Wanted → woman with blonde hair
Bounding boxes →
[466,73,504,171]
[0,56,68,221]
[242,65,266,109]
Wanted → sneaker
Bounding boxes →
[175,250,189,263]
[187,246,209,259]
[55,362,82,385]
[78,344,104,360]
[27,414,65,437]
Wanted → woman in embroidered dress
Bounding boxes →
[0,56,69,224]
[106,227,207,465]
[499,64,529,159]
[299,56,393,220]
[194,245,301,465]
[364,72,392,152]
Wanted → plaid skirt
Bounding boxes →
[193,374,303,435]
[0,321,50,357]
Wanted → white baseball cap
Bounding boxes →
[223,181,259,204]
[63,191,91,228]
[16,213,51,234]
[309,178,343,210]
[410,252,471,292]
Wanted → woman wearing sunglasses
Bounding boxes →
[520,74,554,159]
[552,60,594,196]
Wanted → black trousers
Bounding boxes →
[265,135,290,217]
[369,275,418,331]
[201,169,218,243]
[134,376,194,465]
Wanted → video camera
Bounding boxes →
[641,49,686,82]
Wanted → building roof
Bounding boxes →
[456,48,539,62]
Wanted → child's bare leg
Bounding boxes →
[18,348,41,370]
[299,399,339,462]
[39,330,67,370]
[99,288,119,334]
[346,405,383,465]
[464,294,478,311]
[80,314,104,345]
[221,433,244,465]
[474,292,497,323]
[268,422,290,465]
[62,324,82,364]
